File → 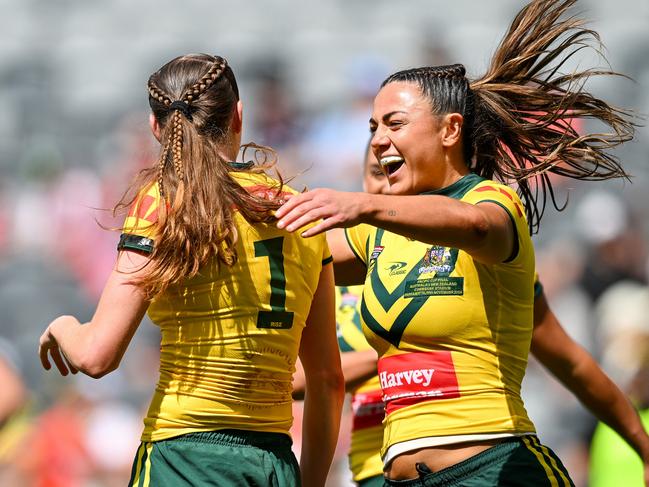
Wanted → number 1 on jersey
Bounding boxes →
[254,237,294,329]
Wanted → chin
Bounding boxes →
[387,182,413,196]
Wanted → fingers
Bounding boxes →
[283,209,328,234]
[300,219,333,238]
[275,192,311,220]
[39,343,51,371]
[49,346,70,376]
[277,197,321,231]
[62,351,79,375]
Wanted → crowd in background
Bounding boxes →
[1,1,649,485]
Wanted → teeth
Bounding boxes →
[380,156,404,167]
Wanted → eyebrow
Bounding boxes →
[369,110,408,125]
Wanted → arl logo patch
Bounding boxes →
[378,351,460,414]
[419,246,453,275]
[386,261,408,276]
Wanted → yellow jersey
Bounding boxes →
[345,174,536,459]
[120,170,332,442]
[336,285,384,482]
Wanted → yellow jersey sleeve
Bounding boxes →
[463,182,528,263]
[344,224,374,266]
[118,184,161,254]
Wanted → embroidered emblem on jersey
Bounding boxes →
[402,247,463,298]
[351,390,385,431]
[378,351,460,414]
[386,262,408,276]
[419,246,452,274]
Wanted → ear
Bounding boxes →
[149,113,162,142]
[440,113,464,148]
[231,100,243,134]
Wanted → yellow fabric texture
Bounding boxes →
[345,175,536,457]
[336,285,384,481]
[122,171,331,442]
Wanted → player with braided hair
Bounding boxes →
[276,1,645,485]
[38,53,343,487]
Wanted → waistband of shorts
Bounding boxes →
[385,436,527,486]
[163,429,293,449]
[433,436,522,482]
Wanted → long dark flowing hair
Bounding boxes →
[115,54,284,298]
[382,0,635,233]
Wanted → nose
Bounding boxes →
[370,128,390,157]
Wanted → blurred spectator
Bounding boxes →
[298,54,389,191]
[12,387,94,487]
[575,191,648,301]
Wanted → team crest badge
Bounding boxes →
[419,246,453,274]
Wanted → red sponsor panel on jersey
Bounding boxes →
[378,351,460,415]
[351,389,385,431]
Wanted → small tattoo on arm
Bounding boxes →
[387,210,397,217]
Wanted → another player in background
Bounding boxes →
[295,146,649,486]
[279,1,644,485]
[38,53,344,487]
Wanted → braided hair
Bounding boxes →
[381,0,634,234]
[116,54,284,298]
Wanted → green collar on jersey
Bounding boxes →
[419,172,484,199]
[228,161,255,170]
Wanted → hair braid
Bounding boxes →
[147,80,172,107]
[183,58,227,103]
[116,53,284,298]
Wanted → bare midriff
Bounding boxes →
[384,438,505,480]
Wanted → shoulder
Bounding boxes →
[231,170,296,199]
[463,180,525,218]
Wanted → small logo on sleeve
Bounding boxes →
[370,245,385,261]
[378,351,460,414]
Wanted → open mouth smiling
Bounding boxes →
[380,156,405,176]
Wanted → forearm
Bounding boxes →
[300,376,344,487]
[341,350,378,392]
[553,353,649,461]
[358,193,488,251]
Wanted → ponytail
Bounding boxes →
[382,0,635,233]
[115,54,284,298]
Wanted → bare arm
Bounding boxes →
[39,251,151,378]
[276,190,514,265]
[298,263,345,487]
[293,349,378,400]
[532,291,649,483]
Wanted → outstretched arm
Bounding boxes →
[532,291,649,484]
[298,263,345,487]
[276,190,515,265]
[39,250,151,378]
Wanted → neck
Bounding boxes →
[437,152,470,188]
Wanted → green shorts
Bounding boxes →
[383,436,574,487]
[359,474,386,487]
[129,429,300,487]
